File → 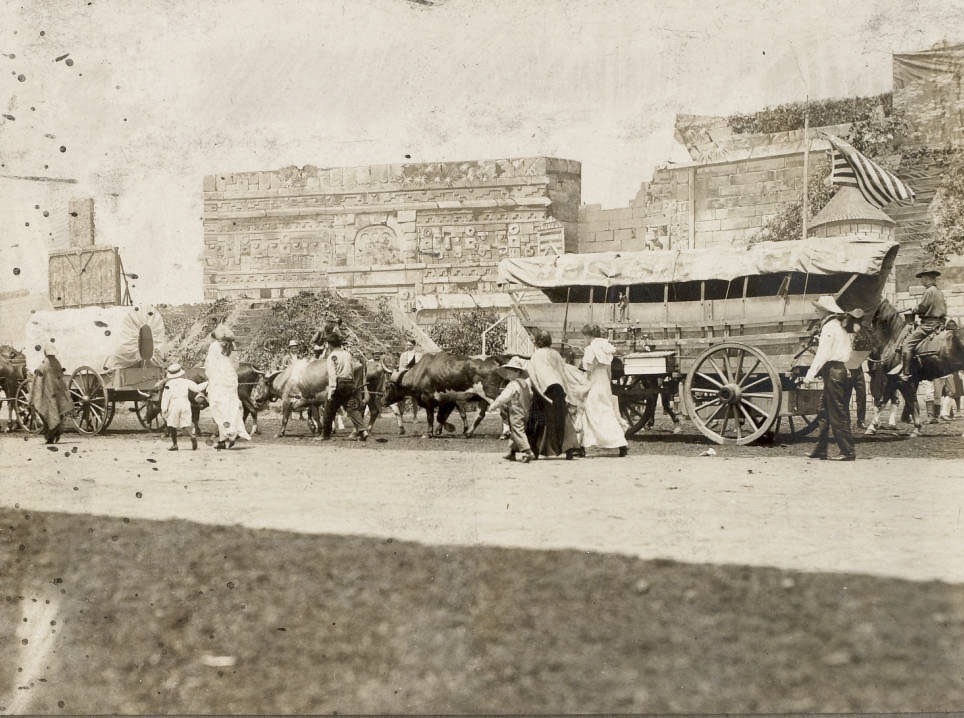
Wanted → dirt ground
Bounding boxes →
[1,408,963,713]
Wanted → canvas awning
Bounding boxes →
[23,304,168,373]
[497,237,899,289]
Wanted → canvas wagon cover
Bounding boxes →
[498,237,899,289]
[23,305,168,373]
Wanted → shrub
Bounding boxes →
[429,309,506,357]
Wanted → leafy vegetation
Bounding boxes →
[429,308,506,357]
[242,291,411,369]
[927,150,964,266]
[726,94,893,135]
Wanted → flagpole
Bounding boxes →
[802,95,809,240]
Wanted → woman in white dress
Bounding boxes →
[580,324,628,456]
[203,325,251,449]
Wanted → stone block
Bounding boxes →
[720,216,751,231]
[594,230,614,243]
[613,228,635,244]
[730,170,768,185]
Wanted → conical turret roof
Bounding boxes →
[809,185,895,232]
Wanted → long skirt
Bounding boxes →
[526,384,580,457]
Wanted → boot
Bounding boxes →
[899,347,913,380]
[502,450,517,462]
[168,427,178,451]
[190,432,198,450]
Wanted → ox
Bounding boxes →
[382,352,505,438]
[139,363,265,435]
[251,357,384,437]
[1,345,27,431]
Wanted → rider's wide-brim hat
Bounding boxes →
[916,267,942,278]
[847,307,865,320]
[166,363,185,378]
[288,339,301,348]
[812,295,845,315]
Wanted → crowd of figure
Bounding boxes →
[489,325,629,463]
[13,265,961,458]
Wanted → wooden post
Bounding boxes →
[688,166,697,249]
[562,286,571,347]
[802,97,810,240]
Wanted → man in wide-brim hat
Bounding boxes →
[488,356,536,463]
[803,295,857,461]
[900,266,947,379]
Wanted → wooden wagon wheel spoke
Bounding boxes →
[738,403,760,432]
[693,397,723,413]
[741,399,772,417]
[737,358,761,385]
[695,372,724,389]
[707,356,728,383]
[739,374,772,393]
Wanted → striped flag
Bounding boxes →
[821,131,915,208]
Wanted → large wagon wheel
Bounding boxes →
[612,375,650,436]
[14,378,44,434]
[69,366,110,434]
[784,413,820,440]
[134,398,164,431]
[684,342,782,445]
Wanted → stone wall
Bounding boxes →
[202,157,579,307]
[577,126,842,253]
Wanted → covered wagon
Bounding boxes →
[16,304,170,434]
[498,236,898,445]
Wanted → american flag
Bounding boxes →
[822,131,915,208]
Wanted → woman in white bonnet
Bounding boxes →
[579,324,628,456]
[203,324,251,449]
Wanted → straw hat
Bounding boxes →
[42,342,57,357]
[915,267,941,278]
[166,363,185,378]
[287,339,301,348]
[496,355,529,379]
[846,307,865,321]
[812,295,844,315]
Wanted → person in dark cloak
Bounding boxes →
[30,343,73,445]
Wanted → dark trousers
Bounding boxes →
[813,362,854,458]
[849,367,866,425]
[321,379,366,438]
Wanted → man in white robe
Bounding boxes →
[203,325,252,449]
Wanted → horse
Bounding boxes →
[0,346,27,431]
[865,299,964,437]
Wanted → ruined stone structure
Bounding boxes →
[201,157,580,307]
[577,123,849,254]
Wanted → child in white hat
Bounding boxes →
[487,356,535,463]
[160,363,207,450]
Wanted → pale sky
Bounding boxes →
[1,0,962,305]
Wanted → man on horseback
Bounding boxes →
[900,268,947,380]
